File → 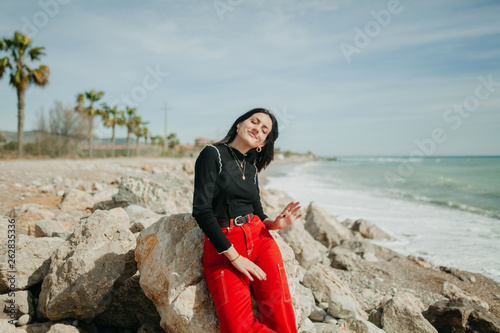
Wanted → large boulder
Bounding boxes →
[135,213,309,333]
[442,281,489,310]
[94,272,163,332]
[0,290,35,323]
[0,234,65,292]
[59,189,95,212]
[7,204,55,235]
[112,173,193,214]
[423,297,500,333]
[261,188,296,215]
[351,219,390,240]
[124,204,163,233]
[302,263,367,320]
[0,320,16,333]
[380,292,437,333]
[304,202,356,249]
[34,219,67,237]
[278,217,328,269]
[39,208,137,321]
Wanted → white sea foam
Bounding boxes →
[265,161,500,282]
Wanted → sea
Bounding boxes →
[264,156,500,283]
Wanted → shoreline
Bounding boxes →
[258,156,500,317]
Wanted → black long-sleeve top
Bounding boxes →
[192,143,269,253]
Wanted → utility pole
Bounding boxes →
[164,103,168,153]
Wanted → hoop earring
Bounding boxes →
[256,146,262,153]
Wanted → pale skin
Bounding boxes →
[223,112,303,282]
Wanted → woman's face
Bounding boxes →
[237,112,273,148]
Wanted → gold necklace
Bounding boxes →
[227,145,246,180]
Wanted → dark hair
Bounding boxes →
[214,108,279,172]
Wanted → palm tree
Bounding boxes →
[124,106,137,157]
[142,127,149,146]
[156,135,166,153]
[0,31,50,157]
[101,104,125,157]
[132,116,149,156]
[75,89,104,158]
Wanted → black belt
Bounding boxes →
[217,213,253,228]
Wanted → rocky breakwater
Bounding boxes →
[0,157,499,333]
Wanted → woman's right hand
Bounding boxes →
[231,255,267,282]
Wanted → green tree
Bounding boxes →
[0,31,50,157]
[124,106,137,157]
[75,89,104,158]
[101,104,125,157]
[167,132,179,149]
[132,116,149,156]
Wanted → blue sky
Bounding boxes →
[1,0,499,157]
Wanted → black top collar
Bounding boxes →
[224,143,248,158]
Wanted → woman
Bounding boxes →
[192,108,302,333]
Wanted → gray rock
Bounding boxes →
[329,246,359,271]
[0,235,65,292]
[47,323,81,332]
[278,217,328,269]
[38,185,54,194]
[34,219,67,237]
[439,266,476,282]
[124,205,163,233]
[304,202,355,249]
[423,297,500,333]
[298,318,315,333]
[92,187,118,203]
[53,210,84,233]
[59,189,95,212]
[302,263,367,320]
[309,306,327,322]
[442,281,490,309]
[51,231,72,240]
[94,272,163,332]
[29,180,42,187]
[0,290,34,323]
[351,219,390,240]
[7,204,55,235]
[113,173,193,214]
[135,213,308,333]
[0,320,16,333]
[314,322,341,332]
[380,292,437,333]
[260,188,296,216]
[16,314,30,326]
[328,295,359,319]
[14,320,54,333]
[340,239,375,257]
[39,208,137,321]
[342,317,386,332]
[297,283,315,324]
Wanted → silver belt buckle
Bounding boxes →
[234,215,245,226]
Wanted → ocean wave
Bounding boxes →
[391,191,500,220]
[339,157,411,163]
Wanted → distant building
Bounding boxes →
[195,137,212,147]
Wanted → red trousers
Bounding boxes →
[203,214,297,333]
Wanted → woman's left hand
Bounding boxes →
[267,201,302,230]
